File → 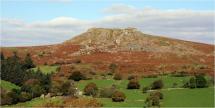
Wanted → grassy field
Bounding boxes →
[2,75,214,107]
[31,65,59,74]
[0,80,20,90]
[162,88,214,107]
[77,76,214,107]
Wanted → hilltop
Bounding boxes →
[1,28,214,76]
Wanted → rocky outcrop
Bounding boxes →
[64,28,210,56]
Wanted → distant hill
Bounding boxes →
[1,28,214,76]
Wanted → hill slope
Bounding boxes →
[1,28,214,76]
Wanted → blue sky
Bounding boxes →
[1,0,214,46]
[2,0,214,22]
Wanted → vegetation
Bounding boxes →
[69,71,86,81]
[0,80,21,90]
[84,82,98,97]
[31,65,59,74]
[111,91,126,102]
[113,73,122,80]
[127,79,140,89]
[99,86,116,98]
[151,79,164,89]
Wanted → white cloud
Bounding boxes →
[1,4,214,46]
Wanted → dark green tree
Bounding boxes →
[22,53,35,69]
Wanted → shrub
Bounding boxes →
[69,71,86,81]
[112,91,126,102]
[150,91,163,99]
[6,89,21,104]
[196,75,208,88]
[189,77,196,88]
[50,80,76,96]
[84,83,98,97]
[150,95,160,107]
[100,87,116,98]
[151,79,163,90]
[113,73,122,80]
[142,86,150,93]
[18,92,32,102]
[21,79,45,98]
[1,88,13,105]
[145,91,163,107]
[127,79,140,89]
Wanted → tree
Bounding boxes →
[84,82,98,97]
[22,53,35,69]
[151,79,163,90]
[111,91,126,102]
[1,52,26,85]
[69,71,86,81]
[127,79,140,89]
[1,52,5,61]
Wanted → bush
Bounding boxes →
[1,88,13,105]
[69,71,86,81]
[189,77,196,88]
[6,89,21,104]
[183,75,208,89]
[19,92,32,102]
[150,91,163,99]
[151,79,163,90]
[146,95,160,107]
[50,80,76,96]
[196,75,208,88]
[145,91,163,107]
[142,86,150,93]
[84,83,98,97]
[21,79,45,98]
[127,79,140,89]
[112,91,126,102]
[100,87,116,98]
[113,73,122,80]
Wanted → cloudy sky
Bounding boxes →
[1,0,214,46]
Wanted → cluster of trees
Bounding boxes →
[0,52,52,105]
[183,74,208,88]
[1,52,35,85]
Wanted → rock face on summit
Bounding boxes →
[64,28,211,56]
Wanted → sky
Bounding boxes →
[1,0,214,46]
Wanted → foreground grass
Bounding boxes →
[162,88,214,107]
[77,76,214,107]
[0,80,20,90]
[31,65,59,74]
